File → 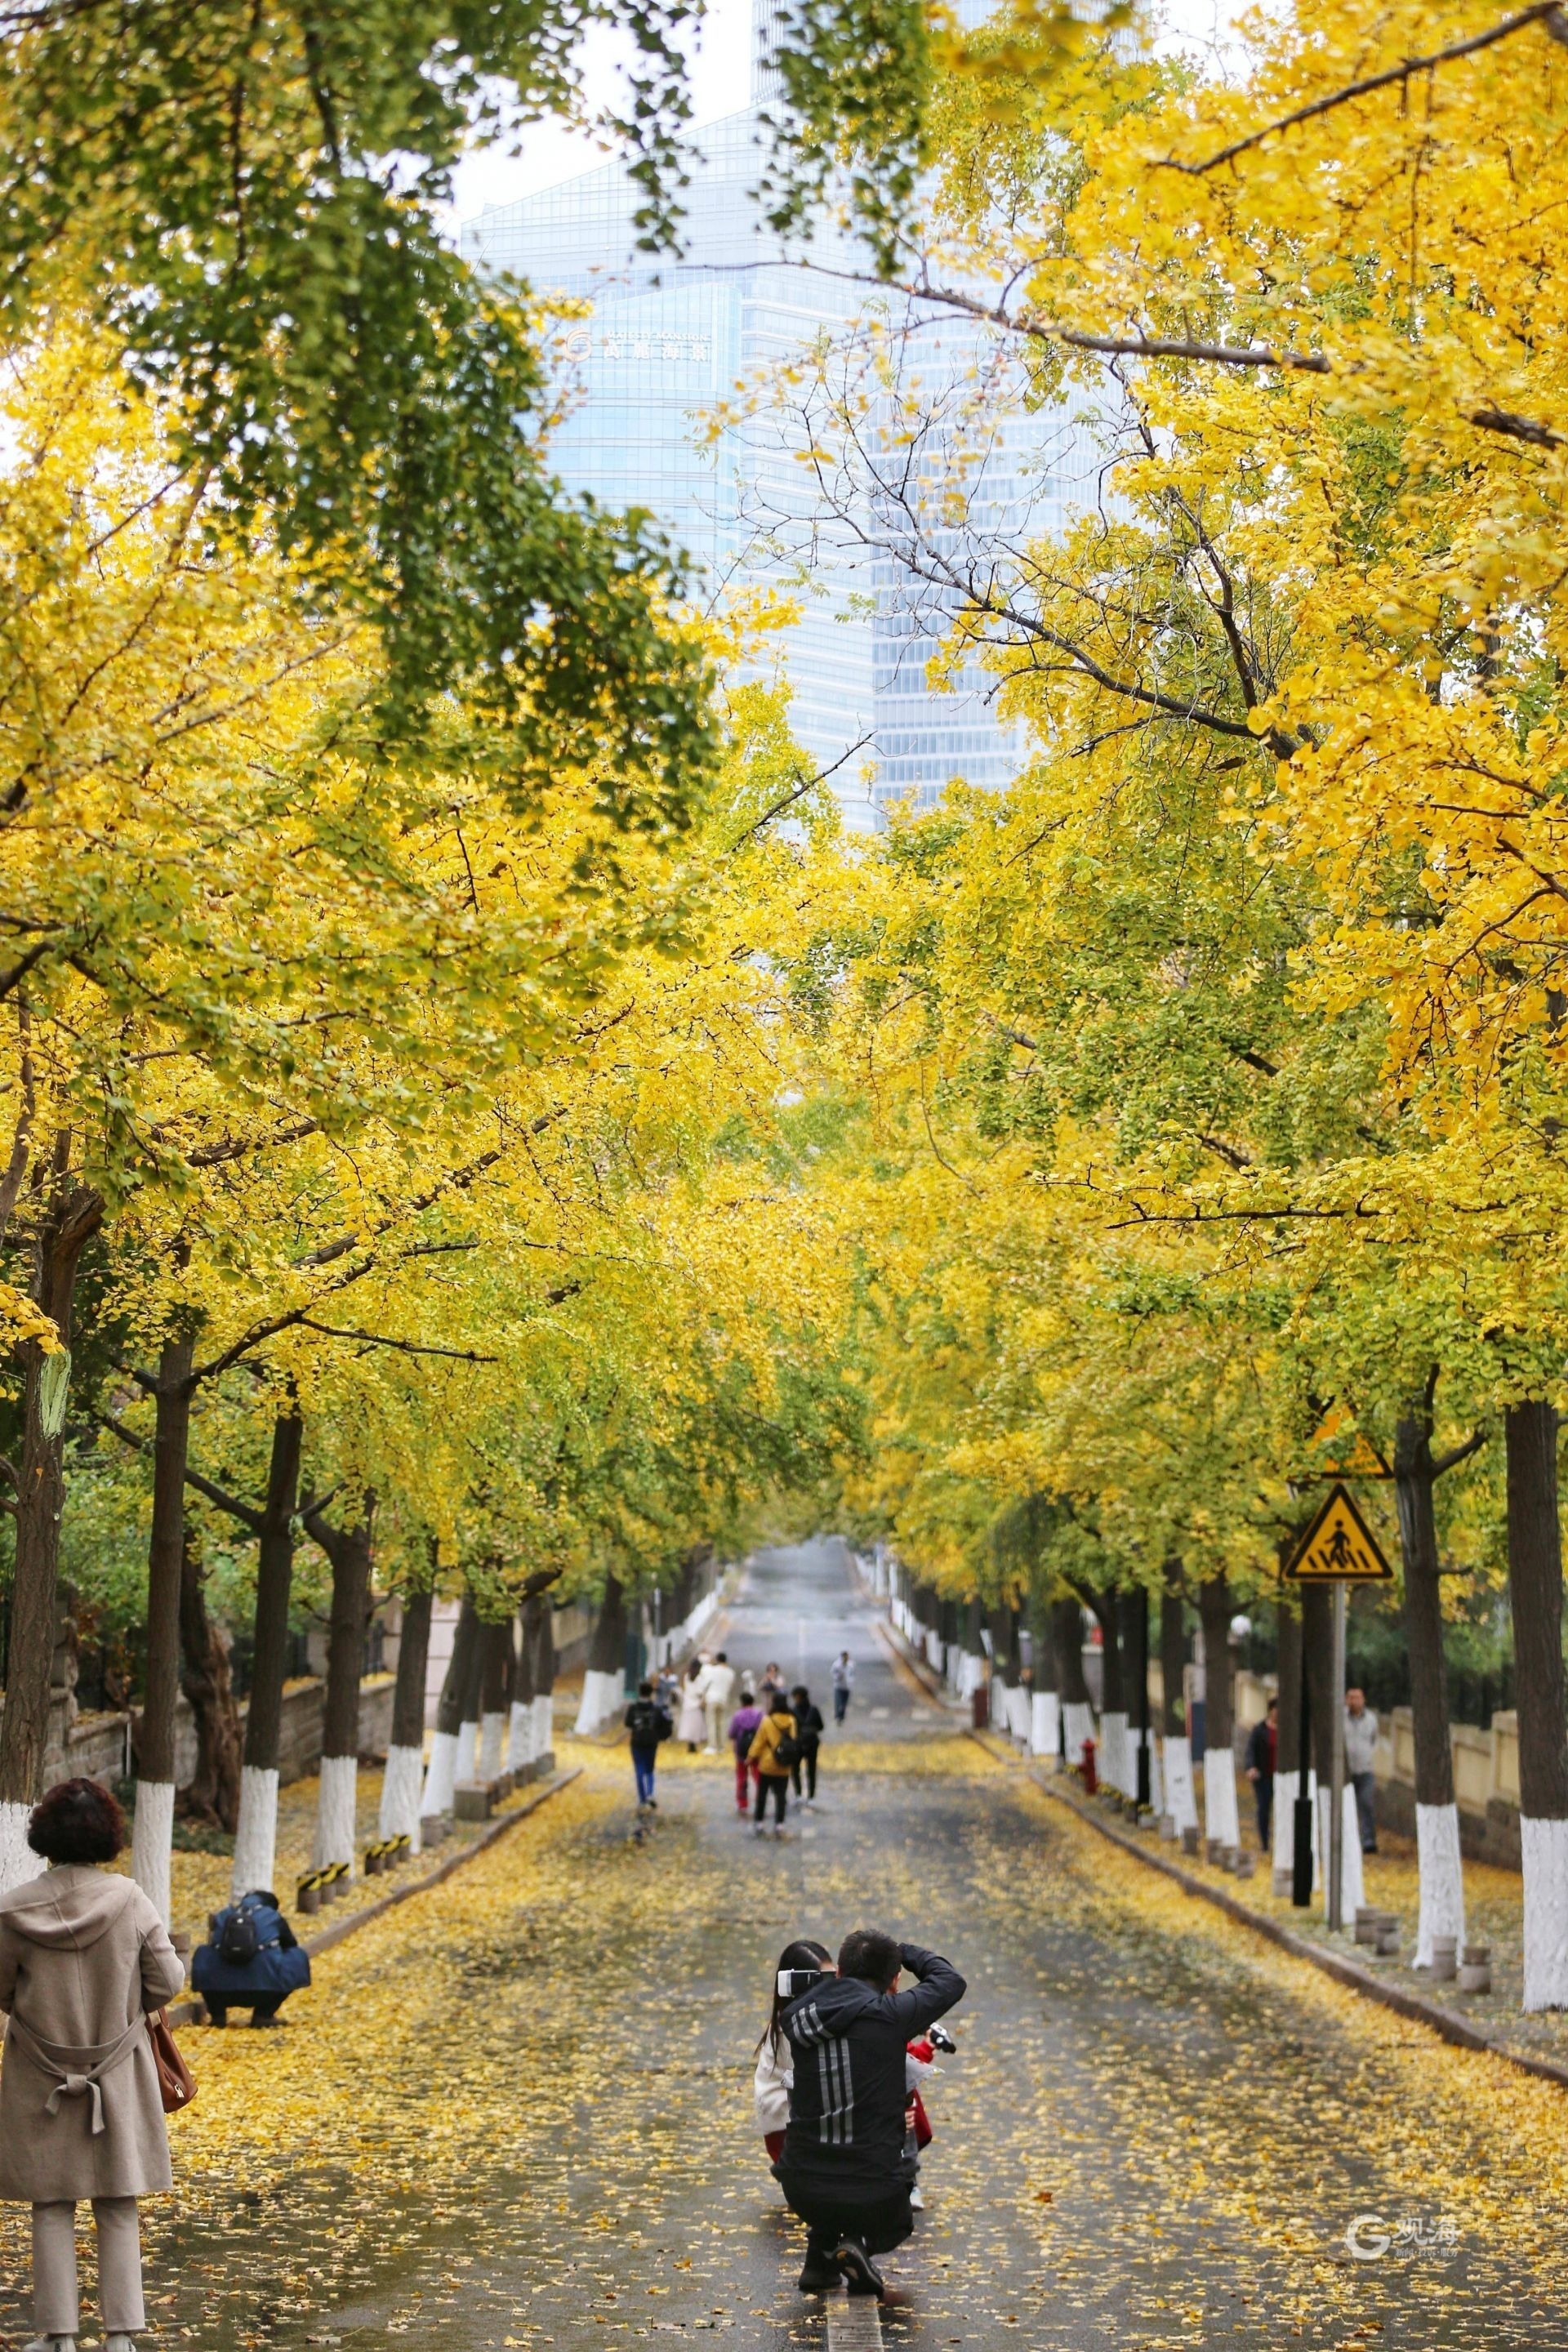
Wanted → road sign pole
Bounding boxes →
[1328,1579,1347,1932]
[1292,1606,1312,1907]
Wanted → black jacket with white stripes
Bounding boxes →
[779,1944,965,2188]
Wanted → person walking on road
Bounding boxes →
[729,1690,764,1815]
[675,1659,707,1753]
[831,1651,855,1726]
[777,1929,966,2298]
[1344,1688,1379,1852]
[1245,1696,1277,1854]
[701,1652,737,1755]
[789,1686,825,1807]
[748,1692,799,1836]
[626,1680,672,1810]
[0,1777,185,2352]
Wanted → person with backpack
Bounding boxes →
[191,1888,310,2028]
[747,1692,800,1835]
[728,1690,764,1816]
[788,1686,825,1808]
[625,1679,673,1810]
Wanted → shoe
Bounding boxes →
[107,2337,139,2352]
[910,2186,925,2211]
[754,1822,767,1836]
[797,2259,839,2293]
[250,2012,285,2029]
[834,2238,886,2297]
[648,1798,657,1809]
[23,2337,76,2350]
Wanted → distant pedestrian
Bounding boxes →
[0,1778,185,2352]
[740,1668,757,1704]
[676,1659,707,1752]
[790,1685,825,1807]
[625,1680,672,1809]
[762,1662,784,1703]
[702,1652,737,1755]
[831,1651,856,1726]
[1344,1688,1379,1852]
[749,1693,799,1835]
[1245,1697,1277,1853]
[729,1693,764,1815]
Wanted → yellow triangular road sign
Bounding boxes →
[1285,1481,1393,1583]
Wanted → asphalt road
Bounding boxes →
[6,1539,1565,2351]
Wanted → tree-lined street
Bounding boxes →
[1,1546,1561,2350]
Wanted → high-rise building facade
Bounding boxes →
[458,37,1094,824]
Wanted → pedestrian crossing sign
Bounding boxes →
[1285,1481,1393,1582]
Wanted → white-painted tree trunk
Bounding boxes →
[1031,1690,1060,1764]
[231,1764,280,1899]
[479,1711,506,1780]
[1203,1748,1241,1849]
[1143,1731,1163,1815]
[1162,1736,1199,1834]
[0,1800,45,1895]
[1100,1711,1128,1796]
[379,1744,424,1853]
[573,1668,622,1736]
[1272,1768,1320,1885]
[420,1728,459,1821]
[532,1692,554,1761]
[457,1715,480,1782]
[1062,1700,1095,1769]
[1520,1815,1568,2010]
[507,1701,535,1773]
[313,1753,359,1873]
[1413,1803,1465,1967]
[131,1780,176,1929]
[1317,1784,1365,1921]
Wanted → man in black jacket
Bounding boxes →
[779,1928,965,2297]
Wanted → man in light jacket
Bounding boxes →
[699,1651,737,1755]
[778,1928,965,2299]
[1344,1689,1379,1852]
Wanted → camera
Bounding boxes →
[777,1967,829,1999]
[929,2024,956,2054]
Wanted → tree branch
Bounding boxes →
[1432,1429,1488,1478]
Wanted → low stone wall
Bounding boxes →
[34,1673,395,1793]
[1374,1770,1522,1870]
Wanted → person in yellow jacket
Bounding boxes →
[748,1695,798,1838]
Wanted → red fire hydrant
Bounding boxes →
[1080,1736,1097,1794]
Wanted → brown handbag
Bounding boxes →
[147,2008,196,2114]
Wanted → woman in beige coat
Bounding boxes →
[0,1777,185,2351]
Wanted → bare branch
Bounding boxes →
[1062,330,1328,373]
[1466,405,1565,451]
[729,733,875,847]
[292,1317,497,1363]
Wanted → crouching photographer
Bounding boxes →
[192,1889,310,2029]
[777,1929,965,2300]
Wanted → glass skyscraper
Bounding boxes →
[459,24,1096,825]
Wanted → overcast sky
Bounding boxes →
[439,0,1243,231]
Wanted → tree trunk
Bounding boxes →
[177,1532,242,1834]
[131,1331,195,1927]
[1120,1587,1150,1806]
[527,1594,555,1766]
[230,1405,303,1900]
[1158,1574,1198,1834]
[509,1606,537,1772]
[1026,1589,1059,1762]
[0,1162,103,1891]
[479,1615,515,1780]
[421,1591,479,1820]
[307,1499,374,1873]
[1507,1400,1568,2008]
[1198,1572,1239,1847]
[577,1573,627,1734]
[1395,1413,1466,1967]
[1054,1597,1094,1768]
[1091,1587,1126,1793]
[1273,1588,1303,1880]
[381,1584,433,1849]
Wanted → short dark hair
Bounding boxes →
[29,1777,125,1865]
[791,1684,808,1702]
[1267,1695,1278,1712]
[838,1928,901,1989]
[716,1651,728,1663]
[638,1679,653,1697]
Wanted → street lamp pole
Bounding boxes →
[1328,1579,1347,1931]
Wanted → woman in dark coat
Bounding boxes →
[0,1777,185,2351]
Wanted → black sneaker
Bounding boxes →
[834,2238,886,2297]
[797,2258,839,2292]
